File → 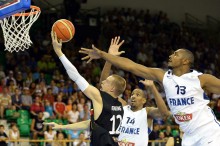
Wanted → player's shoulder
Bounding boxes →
[198,73,217,87]
[145,106,156,113]
[118,97,127,107]
[190,69,203,76]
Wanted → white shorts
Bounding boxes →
[182,121,220,146]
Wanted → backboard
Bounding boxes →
[0,0,31,19]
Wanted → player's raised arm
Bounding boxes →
[80,44,165,83]
[51,31,101,106]
[140,79,171,118]
[99,36,125,85]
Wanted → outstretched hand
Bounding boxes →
[43,122,62,130]
[79,45,102,63]
[51,31,63,56]
[79,36,125,63]
[139,79,154,87]
[108,36,125,56]
[51,31,62,50]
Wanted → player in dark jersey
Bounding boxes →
[46,34,126,146]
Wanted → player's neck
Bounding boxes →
[108,92,118,99]
[172,66,190,77]
[131,106,142,112]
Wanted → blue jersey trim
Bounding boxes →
[203,93,210,100]
[210,108,220,127]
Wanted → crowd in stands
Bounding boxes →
[0,6,219,145]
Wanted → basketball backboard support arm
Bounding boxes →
[0,0,31,19]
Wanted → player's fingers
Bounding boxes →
[115,36,120,44]
[43,122,54,125]
[118,51,125,55]
[118,40,125,47]
[111,38,114,45]
[51,31,54,39]
[113,36,117,44]
[81,48,91,51]
[79,50,88,54]
[51,31,56,42]
[53,32,59,43]
[87,58,93,63]
[58,39,62,44]
[82,56,90,60]
[92,44,97,49]
[52,127,60,130]
[80,49,90,54]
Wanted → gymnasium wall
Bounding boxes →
[80,0,220,23]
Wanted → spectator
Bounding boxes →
[66,80,74,96]
[156,131,166,146]
[80,104,90,121]
[29,82,37,96]
[67,130,81,142]
[65,98,73,113]
[149,124,160,141]
[8,80,17,96]
[77,97,85,120]
[45,100,55,119]
[49,80,59,95]
[38,81,47,95]
[11,88,22,110]
[8,123,20,146]
[43,88,55,105]
[73,132,87,146]
[67,102,79,123]
[30,96,45,118]
[58,80,68,96]
[44,125,57,146]
[21,87,33,110]
[5,70,16,87]
[0,125,7,146]
[54,132,67,146]
[24,72,33,88]
[164,125,172,138]
[31,112,46,146]
[53,94,66,118]
[15,72,24,88]
[0,86,12,118]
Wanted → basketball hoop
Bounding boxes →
[0,5,41,52]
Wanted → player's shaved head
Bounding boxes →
[179,48,194,67]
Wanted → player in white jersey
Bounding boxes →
[117,80,170,146]
[80,47,220,146]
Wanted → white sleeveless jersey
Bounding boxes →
[163,70,220,134]
[117,105,148,146]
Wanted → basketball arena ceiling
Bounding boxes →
[33,0,63,11]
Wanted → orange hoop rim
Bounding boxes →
[13,5,41,17]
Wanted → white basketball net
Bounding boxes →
[0,6,41,52]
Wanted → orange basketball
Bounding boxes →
[52,19,75,42]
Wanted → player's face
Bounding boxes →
[168,49,185,68]
[100,76,114,92]
[130,89,146,111]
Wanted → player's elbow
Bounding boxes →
[163,111,172,119]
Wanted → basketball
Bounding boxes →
[52,19,75,42]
